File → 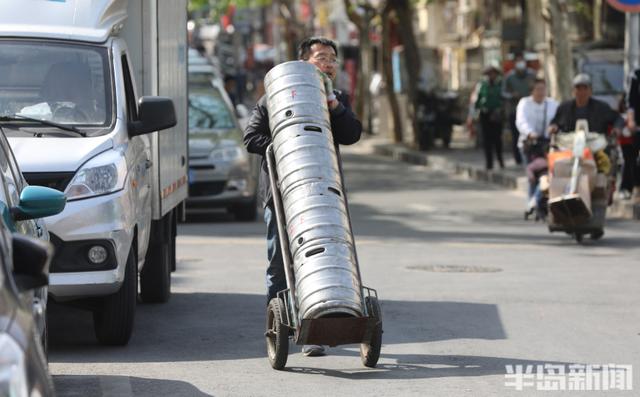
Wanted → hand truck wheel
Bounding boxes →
[360,296,382,368]
[266,297,289,370]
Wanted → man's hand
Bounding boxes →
[548,124,559,135]
[319,71,339,110]
[466,116,475,138]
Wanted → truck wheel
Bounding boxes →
[140,214,172,303]
[93,248,137,345]
[360,296,382,368]
[231,199,257,222]
[171,209,177,272]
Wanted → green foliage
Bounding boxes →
[571,0,593,21]
[188,0,272,19]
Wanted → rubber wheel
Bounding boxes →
[93,248,137,345]
[140,215,173,303]
[171,210,177,272]
[266,298,289,370]
[574,233,584,243]
[360,296,382,368]
[231,198,258,222]
[590,230,604,240]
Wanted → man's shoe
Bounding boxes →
[302,345,326,357]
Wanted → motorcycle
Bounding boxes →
[545,119,615,243]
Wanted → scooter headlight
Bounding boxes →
[65,150,128,201]
[0,333,28,397]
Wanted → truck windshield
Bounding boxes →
[0,41,112,129]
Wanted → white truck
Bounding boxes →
[0,0,188,345]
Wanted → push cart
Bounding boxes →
[264,143,382,370]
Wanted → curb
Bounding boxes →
[372,143,525,190]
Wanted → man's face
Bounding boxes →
[573,84,592,103]
[306,43,338,81]
[532,82,546,102]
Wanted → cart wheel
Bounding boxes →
[574,233,584,243]
[590,230,604,240]
[266,298,289,370]
[360,296,382,368]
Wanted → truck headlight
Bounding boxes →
[209,147,244,162]
[0,333,28,397]
[65,150,128,201]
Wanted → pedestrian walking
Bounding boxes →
[243,37,362,358]
[503,52,536,166]
[475,61,505,170]
[624,68,640,201]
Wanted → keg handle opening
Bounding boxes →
[328,187,342,196]
[305,247,325,257]
[304,125,323,133]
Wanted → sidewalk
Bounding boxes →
[357,128,640,220]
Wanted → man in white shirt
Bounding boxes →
[515,78,558,166]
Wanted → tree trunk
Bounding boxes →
[542,0,573,101]
[593,0,603,41]
[525,0,545,49]
[343,1,375,132]
[393,0,421,148]
[382,4,403,143]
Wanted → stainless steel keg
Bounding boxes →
[264,61,363,320]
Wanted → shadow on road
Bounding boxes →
[49,293,505,364]
[53,375,211,397]
[286,354,576,380]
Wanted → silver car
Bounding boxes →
[187,71,259,220]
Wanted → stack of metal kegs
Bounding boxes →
[264,61,363,321]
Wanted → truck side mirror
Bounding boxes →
[12,234,52,292]
[129,96,177,136]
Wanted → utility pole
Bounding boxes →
[625,12,640,90]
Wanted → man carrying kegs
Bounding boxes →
[243,37,362,358]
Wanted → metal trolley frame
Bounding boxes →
[264,144,382,370]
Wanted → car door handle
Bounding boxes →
[36,226,43,238]
[145,160,153,169]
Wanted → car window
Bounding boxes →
[188,84,235,130]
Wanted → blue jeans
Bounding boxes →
[264,205,287,303]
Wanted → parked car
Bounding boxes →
[0,131,65,395]
[1,232,55,397]
[0,128,66,355]
[187,68,259,221]
[575,47,624,110]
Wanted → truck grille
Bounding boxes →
[189,181,226,197]
[23,172,75,192]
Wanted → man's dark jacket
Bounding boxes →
[243,90,362,208]
[550,97,622,135]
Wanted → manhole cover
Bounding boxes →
[407,265,502,273]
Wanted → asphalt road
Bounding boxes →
[49,146,640,396]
